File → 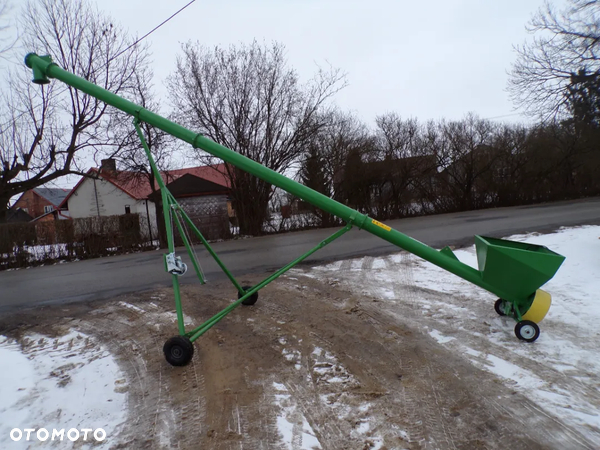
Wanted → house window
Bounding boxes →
[44,205,54,214]
[125,205,131,214]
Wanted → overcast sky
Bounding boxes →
[2,0,566,191]
[91,0,560,124]
[3,0,563,123]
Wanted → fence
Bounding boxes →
[0,213,156,270]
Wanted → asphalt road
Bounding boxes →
[1,197,599,311]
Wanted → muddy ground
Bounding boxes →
[0,265,597,450]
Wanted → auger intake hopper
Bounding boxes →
[475,236,565,300]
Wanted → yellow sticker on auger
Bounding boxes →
[371,219,391,231]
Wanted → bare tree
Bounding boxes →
[423,115,499,212]
[509,0,600,119]
[0,0,16,56]
[298,110,370,226]
[0,0,149,221]
[168,40,346,235]
[371,113,437,218]
[375,113,421,160]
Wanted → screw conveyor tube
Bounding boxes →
[25,53,518,303]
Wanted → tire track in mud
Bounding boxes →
[254,308,325,449]
[266,278,419,449]
[310,254,598,450]
[282,270,414,448]
[312,258,509,449]
[375,257,600,448]
[379,253,456,450]
[82,299,208,449]
[238,373,287,450]
[194,297,294,450]
[359,300,536,450]
[259,295,383,449]
[175,355,206,449]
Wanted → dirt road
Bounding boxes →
[0,270,597,449]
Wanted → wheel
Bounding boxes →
[494,299,510,316]
[238,285,259,306]
[514,320,540,342]
[163,336,194,366]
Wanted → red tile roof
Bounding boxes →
[60,163,230,207]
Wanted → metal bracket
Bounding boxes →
[165,252,187,276]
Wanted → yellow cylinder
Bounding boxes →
[521,289,552,323]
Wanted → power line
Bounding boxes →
[111,0,197,62]
[1,1,196,131]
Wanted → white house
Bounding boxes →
[61,159,231,240]
[61,160,158,239]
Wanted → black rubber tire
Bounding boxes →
[514,320,540,342]
[163,336,194,366]
[238,285,259,306]
[494,299,508,316]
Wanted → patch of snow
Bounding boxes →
[0,331,127,449]
[428,329,455,344]
[118,301,145,314]
[397,428,409,441]
[370,437,385,450]
[372,259,387,270]
[282,348,300,362]
[272,382,322,450]
[356,421,370,433]
[485,354,545,390]
[301,417,321,449]
[273,382,288,392]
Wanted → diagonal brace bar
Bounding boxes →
[167,191,244,294]
[170,204,205,284]
[187,223,353,342]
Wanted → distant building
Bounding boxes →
[62,159,231,240]
[4,208,34,223]
[149,172,232,240]
[11,187,70,221]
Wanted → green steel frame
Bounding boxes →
[135,119,347,343]
[24,53,565,353]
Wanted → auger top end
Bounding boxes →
[24,53,53,85]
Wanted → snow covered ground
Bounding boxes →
[303,225,600,444]
[1,225,597,449]
[0,331,128,448]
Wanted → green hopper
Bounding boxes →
[25,53,566,366]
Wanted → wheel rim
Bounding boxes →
[171,346,183,359]
[520,324,536,339]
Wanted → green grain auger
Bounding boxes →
[25,53,566,366]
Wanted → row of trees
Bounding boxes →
[1,0,599,238]
[298,112,600,225]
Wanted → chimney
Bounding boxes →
[101,158,117,173]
